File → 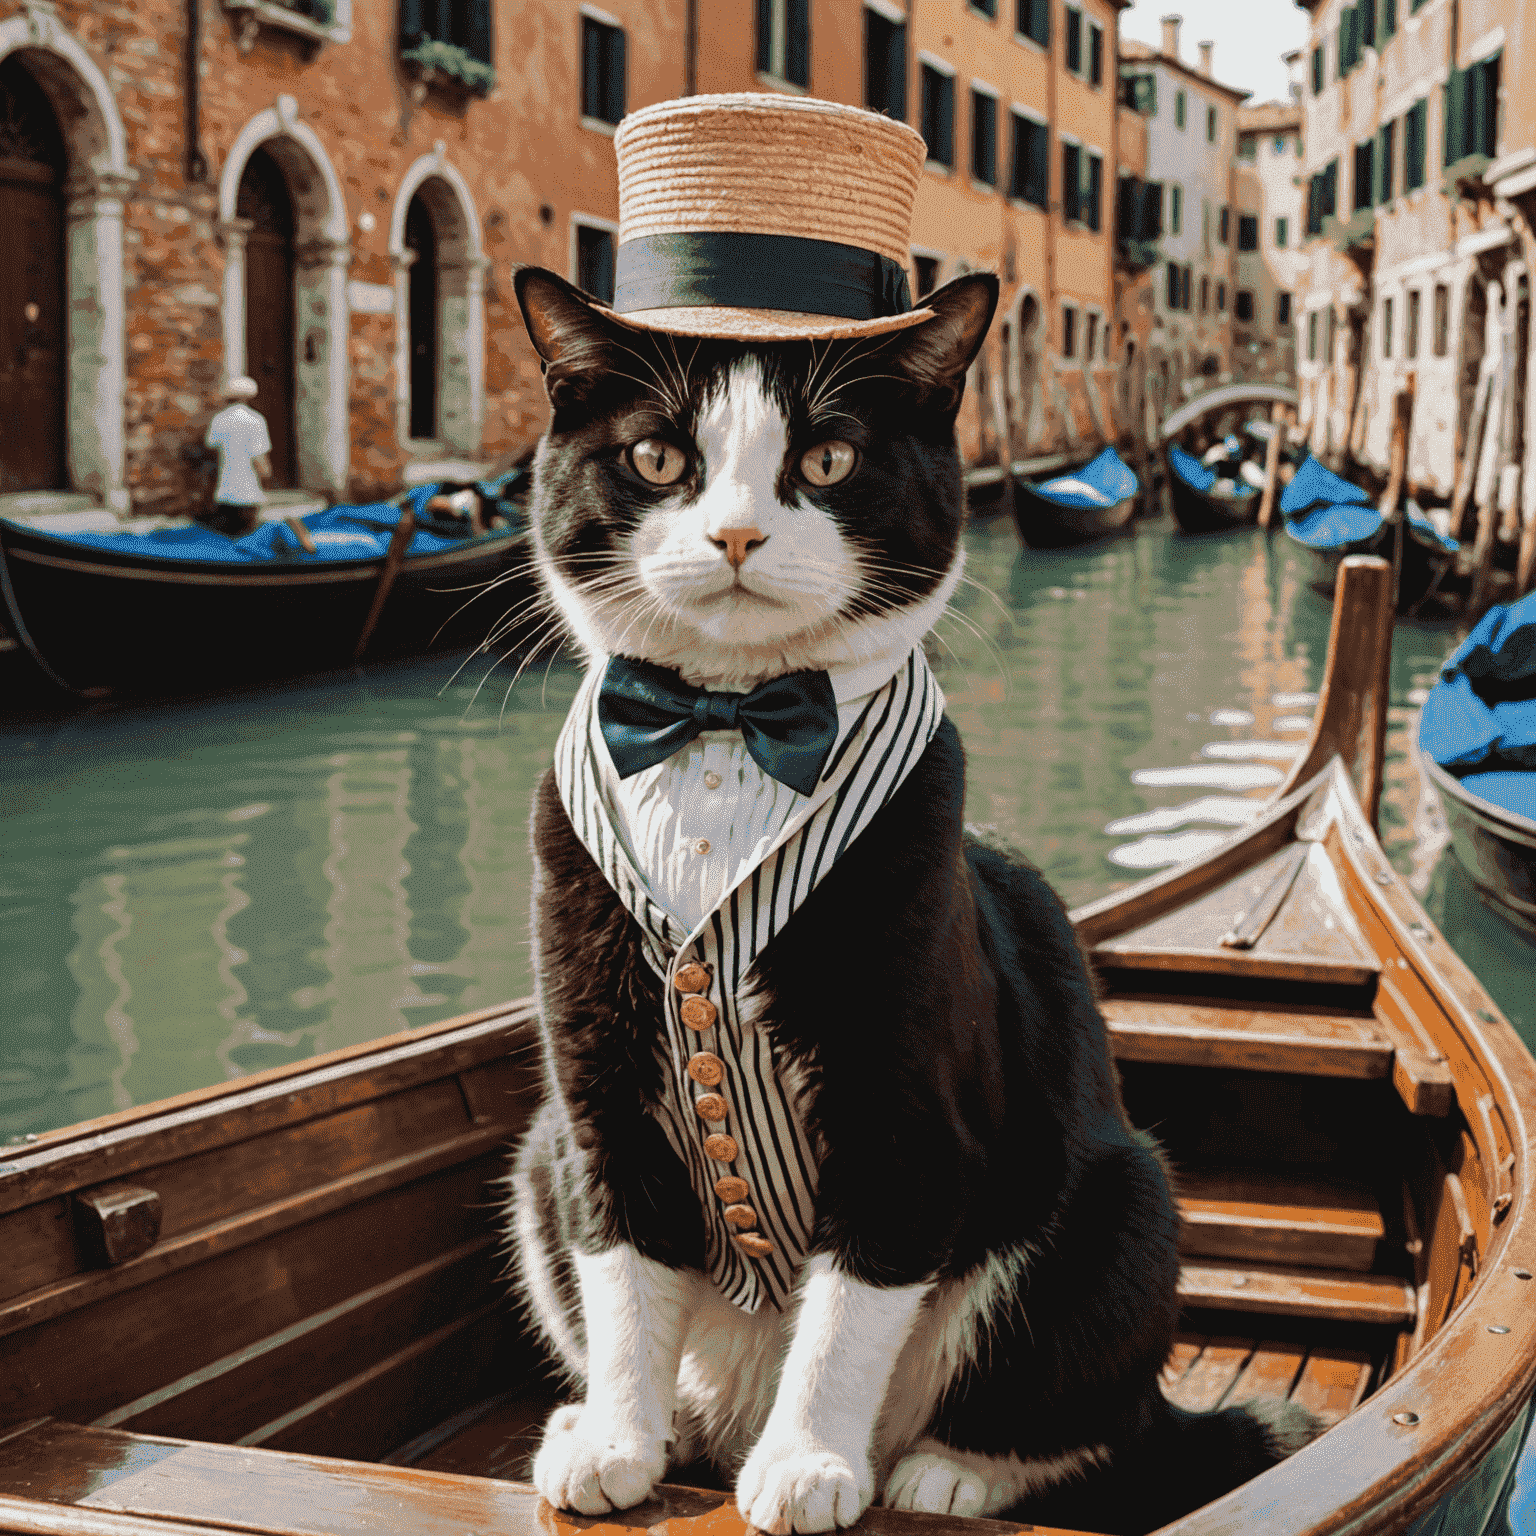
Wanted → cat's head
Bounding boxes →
[513,267,998,691]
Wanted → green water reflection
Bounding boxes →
[2,517,1531,1138]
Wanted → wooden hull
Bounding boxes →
[1168,472,1260,535]
[0,518,534,698]
[1423,752,1536,932]
[1011,480,1136,549]
[3,561,1535,1536]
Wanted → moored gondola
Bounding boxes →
[1010,446,1139,548]
[1,559,1534,1536]
[0,482,534,700]
[1419,589,1536,932]
[1158,383,1299,535]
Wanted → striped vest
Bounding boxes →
[553,649,945,1312]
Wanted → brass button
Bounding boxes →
[686,1052,724,1087]
[680,996,717,1030]
[693,838,711,856]
[703,1132,738,1162]
[714,1175,749,1203]
[703,771,722,789]
[723,1204,757,1230]
[735,1232,775,1258]
[694,1092,729,1122]
[674,962,710,994]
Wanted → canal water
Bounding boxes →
[4,513,1533,1140]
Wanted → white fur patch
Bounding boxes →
[885,1438,1110,1517]
[535,357,965,693]
[532,1246,695,1514]
[735,1256,933,1533]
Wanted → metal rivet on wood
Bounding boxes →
[1489,1324,1511,1334]
[1514,1269,1533,1280]
[1392,1412,1420,1426]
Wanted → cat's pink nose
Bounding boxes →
[710,526,767,568]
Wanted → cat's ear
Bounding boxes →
[883,272,1000,410]
[513,266,632,408]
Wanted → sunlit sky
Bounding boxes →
[1120,0,1312,105]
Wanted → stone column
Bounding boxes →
[215,217,254,381]
[293,235,352,495]
[64,169,136,514]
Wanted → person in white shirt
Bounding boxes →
[201,377,272,535]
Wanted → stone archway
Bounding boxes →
[389,148,486,457]
[1005,289,1044,453]
[218,97,350,496]
[0,8,133,512]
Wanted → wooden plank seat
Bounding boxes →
[1161,1334,1374,1427]
[1177,1260,1416,1325]
[1101,995,1453,1115]
[1175,1169,1385,1271]
[0,1421,1098,1536]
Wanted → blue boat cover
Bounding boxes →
[6,489,497,565]
[1421,590,1536,821]
[1279,454,1372,517]
[1168,445,1216,493]
[1032,447,1138,509]
[1284,500,1384,550]
[1406,501,1460,555]
[1459,772,1536,824]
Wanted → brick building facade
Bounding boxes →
[0,0,1133,521]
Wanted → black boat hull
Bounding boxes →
[1423,753,1536,932]
[0,520,535,698]
[1295,519,1455,612]
[1168,471,1260,534]
[1011,481,1136,548]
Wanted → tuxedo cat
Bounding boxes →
[505,265,1318,1536]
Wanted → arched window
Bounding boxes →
[405,192,439,441]
[0,57,67,493]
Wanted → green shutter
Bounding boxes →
[399,0,425,45]
[1443,70,1465,165]
[467,0,492,65]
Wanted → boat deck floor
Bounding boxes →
[380,1330,1379,1485]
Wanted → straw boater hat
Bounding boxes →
[604,93,934,342]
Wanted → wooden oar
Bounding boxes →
[283,516,318,554]
[353,506,415,663]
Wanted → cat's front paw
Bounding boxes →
[532,1403,667,1515]
[736,1439,873,1533]
[884,1450,989,1517]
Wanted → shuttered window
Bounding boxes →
[756,0,810,88]
[1443,54,1500,167]
[1235,289,1254,322]
[1406,288,1420,358]
[864,10,906,119]
[398,0,494,88]
[1017,0,1049,48]
[581,16,625,124]
[1089,22,1103,85]
[1061,140,1080,221]
[1376,120,1395,202]
[576,224,615,304]
[1276,292,1291,326]
[1064,6,1082,72]
[971,89,997,185]
[1275,215,1288,247]
[1062,305,1076,358]
[1237,214,1258,250]
[1311,44,1324,95]
[1359,0,1375,50]
[1170,182,1182,234]
[1381,0,1396,37]
[1403,99,1427,190]
[1009,112,1048,207]
[1352,139,1374,211]
[920,64,955,166]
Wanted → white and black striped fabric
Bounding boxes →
[554,649,944,1312]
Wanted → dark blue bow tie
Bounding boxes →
[597,657,839,795]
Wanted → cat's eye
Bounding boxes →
[629,439,688,486]
[799,441,857,487]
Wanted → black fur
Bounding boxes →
[508,265,1318,1535]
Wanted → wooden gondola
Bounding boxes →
[1421,755,1536,933]
[0,507,534,700]
[1159,383,1298,536]
[3,557,1535,1536]
[1010,447,1139,548]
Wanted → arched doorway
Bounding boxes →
[405,192,439,441]
[236,146,298,488]
[0,56,66,493]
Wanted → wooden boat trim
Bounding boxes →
[2,535,527,589]
[1422,752,1536,849]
